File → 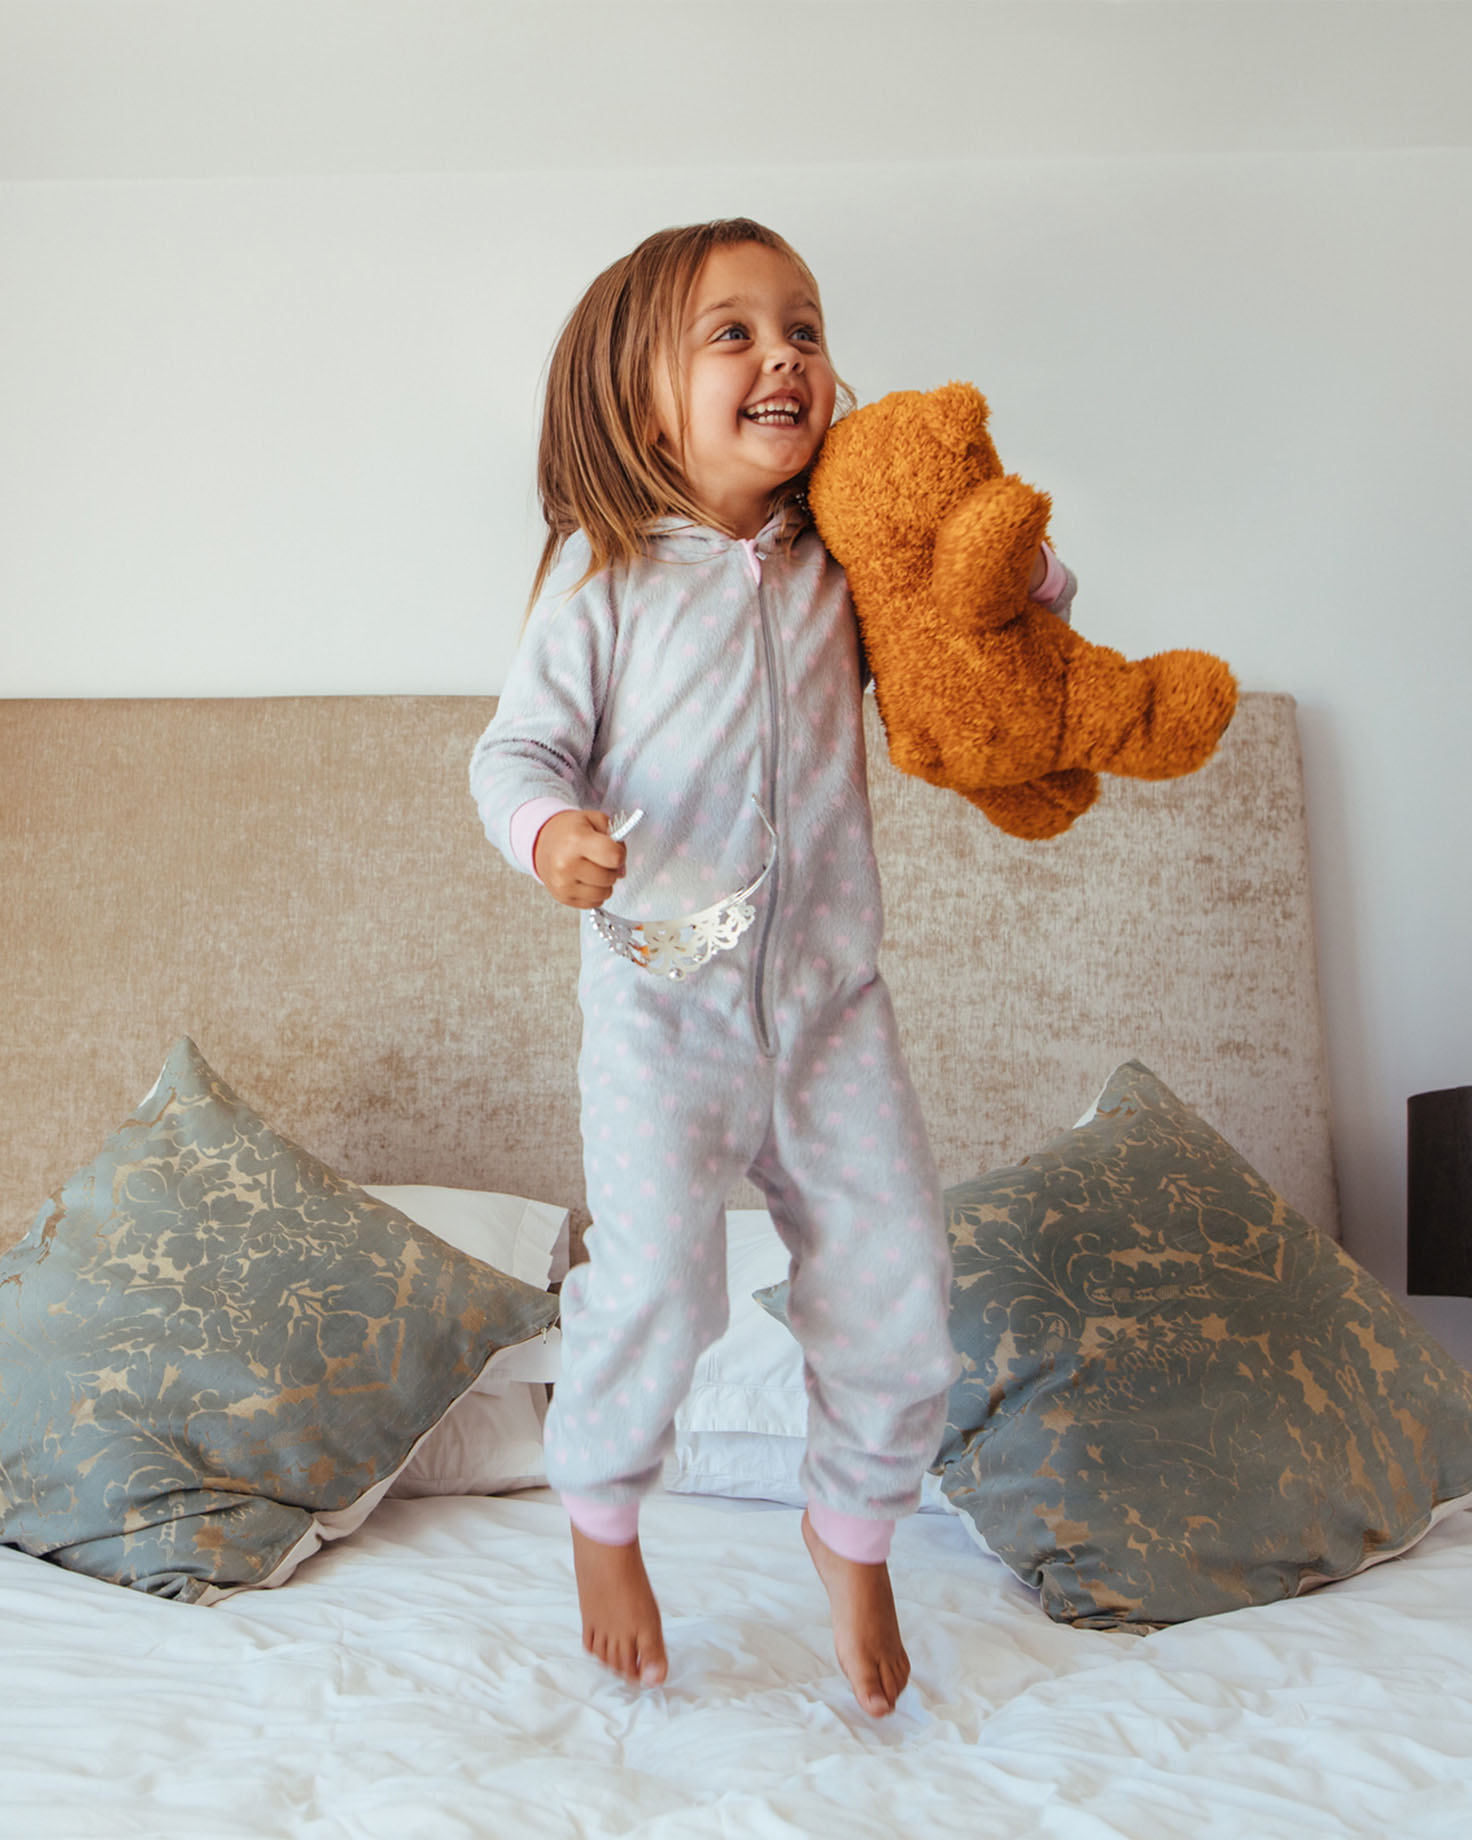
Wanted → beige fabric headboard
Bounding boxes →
[1,693,1337,1249]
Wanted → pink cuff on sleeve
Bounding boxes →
[509,796,578,879]
[805,1501,895,1564]
[1030,541,1068,607]
[561,1494,640,1546]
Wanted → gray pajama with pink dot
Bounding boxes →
[557,946,956,1518]
[470,512,961,1525]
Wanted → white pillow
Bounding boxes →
[666,1428,808,1504]
[362,1183,567,1288]
[363,1184,565,1387]
[548,1213,574,1285]
[476,1325,562,1385]
[389,1383,549,1498]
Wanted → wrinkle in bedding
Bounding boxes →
[3,1494,1470,1839]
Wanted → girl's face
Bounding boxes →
[652,242,838,538]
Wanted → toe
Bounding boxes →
[850,1660,893,1718]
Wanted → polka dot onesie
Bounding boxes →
[470,512,961,1552]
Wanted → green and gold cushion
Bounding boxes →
[758,1060,1472,1631]
[0,1038,559,1603]
[938,1061,1472,1629]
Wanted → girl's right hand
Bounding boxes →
[533,809,627,908]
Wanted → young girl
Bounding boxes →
[470,218,1072,1717]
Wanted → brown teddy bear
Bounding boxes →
[807,381,1238,839]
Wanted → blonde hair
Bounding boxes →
[527,217,853,611]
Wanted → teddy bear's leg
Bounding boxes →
[963,769,1099,841]
[931,477,1053,634]
[1063,646,1238,780]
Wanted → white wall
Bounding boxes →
[3,4,1470,1360]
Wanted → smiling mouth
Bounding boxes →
[743,399,803,426]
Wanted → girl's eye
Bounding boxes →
[792,323,823,345]
[713,323,749,343]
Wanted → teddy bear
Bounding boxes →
[806,381,1238,840]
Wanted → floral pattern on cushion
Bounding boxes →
[0,1038,558,1601]
[938,1061,1472,1630]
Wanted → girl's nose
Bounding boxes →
[765,341,804,372]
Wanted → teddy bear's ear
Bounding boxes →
[921,381,990,454]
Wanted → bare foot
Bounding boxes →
[570,1525,667,1687]
[802,1510,910,1717]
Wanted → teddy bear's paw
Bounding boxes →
[964,769,1099,841]
[1101,650,1239,780]
[889,728,948,786]
[931,476,1052,634]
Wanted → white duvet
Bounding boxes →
[5,1492,1470,1840]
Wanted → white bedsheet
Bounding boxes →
[5,1492,1470,1839]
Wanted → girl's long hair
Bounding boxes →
[527,217,853,611]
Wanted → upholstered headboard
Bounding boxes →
[1,693,1337,1246]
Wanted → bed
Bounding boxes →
[3,692,1470,1839]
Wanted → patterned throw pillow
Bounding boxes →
[0,1038,559,1603]
[936,1061,1472,1630]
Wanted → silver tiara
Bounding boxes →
[588,798,778,980]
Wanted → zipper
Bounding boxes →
[749,545,782,1059]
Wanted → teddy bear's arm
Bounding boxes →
[931,477,1053,635]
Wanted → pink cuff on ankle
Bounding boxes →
[561,1494,640,1546]
[806,1501,894,1564]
